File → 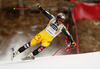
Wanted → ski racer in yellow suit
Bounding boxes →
[13,3,76,60]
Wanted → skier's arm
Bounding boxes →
[62,27,76,46]
[36,3,53,20]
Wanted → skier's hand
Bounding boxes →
[72,42,76,46]
[36,3,40,7]
[69,41,76,48]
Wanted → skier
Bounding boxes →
[13,3,76,60]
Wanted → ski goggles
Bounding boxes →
[58,18,64,22]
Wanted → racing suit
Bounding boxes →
[17,4,75,56]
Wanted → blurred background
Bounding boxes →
[0,0,100,61]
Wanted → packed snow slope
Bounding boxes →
[0,52,100,69]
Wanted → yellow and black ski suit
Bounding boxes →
[18,4,75,56]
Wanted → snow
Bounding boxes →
[0,52,100,69]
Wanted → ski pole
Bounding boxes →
[52,47,66,56]
[13,4,36,10]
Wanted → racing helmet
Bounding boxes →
[56,13,65,22]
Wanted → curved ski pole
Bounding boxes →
[53,49,67,56]
[13,4,36,10]
[52,47,66,56]
[52,46,77,56]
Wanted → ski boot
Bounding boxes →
[13,50,20,57]
[21,53,35,60]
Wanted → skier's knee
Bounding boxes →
[32,46,46,55]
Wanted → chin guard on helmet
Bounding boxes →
[56,13,65,22]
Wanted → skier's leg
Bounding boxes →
[27,46,46,57]
[33,46,46,55]
[23,46,46,60]
[13,42,31,57]
[13,32,42,58]
[18,42,30,53]
[28,33,54,57]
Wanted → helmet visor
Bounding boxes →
[58,18,64,22]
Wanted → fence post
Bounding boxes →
[18,0,24,18]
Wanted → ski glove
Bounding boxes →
[72,42,76,46]
[69,41,76,48]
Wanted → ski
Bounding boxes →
[21,57,35,61]
[11,48,14,61]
